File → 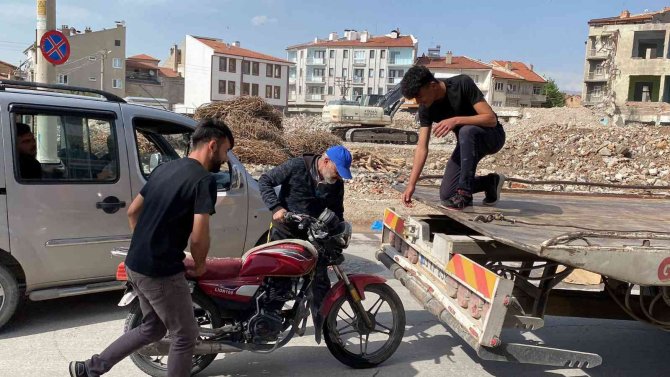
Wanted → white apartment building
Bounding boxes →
[24,23,126,98]
[182,35,292,111]
[286,29,418,113]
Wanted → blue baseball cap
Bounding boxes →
[325,145,353,180]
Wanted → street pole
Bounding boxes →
[35,0,59,163]
[35,0,55,84]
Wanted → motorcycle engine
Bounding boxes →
[248,310,284,343]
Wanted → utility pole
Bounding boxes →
[100,50,108,91]
[35,0,59,163]
[35,0,56,84]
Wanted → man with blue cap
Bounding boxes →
[258,145,352,341]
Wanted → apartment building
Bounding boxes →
[0,60,18,80]
[490,61,547,108]
[182,35,291,111]
[286,29,418,113]
[24,23,126,98]
[582,8,670,110]
[415,51,493,103]
[125,54,183,110]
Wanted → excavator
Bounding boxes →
[322,84,419,145]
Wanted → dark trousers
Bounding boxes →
[85,268,199,377]
[440,124,506,200]
[270,223,330,329]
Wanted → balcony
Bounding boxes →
[126,72,160,85]
[352,76,365,85]
[587,48,608,60]
[505,91,521,99]
[306,76,325,84]
[353,58,367,66]
[585,71,607,82]
[531,94,547,102]
[306,57,325,65]
[584,94,603,104]
[288,75,296,83]
[387,77,402,85]
[306,94,325,102]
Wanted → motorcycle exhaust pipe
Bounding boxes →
[140,340,244,356]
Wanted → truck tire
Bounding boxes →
[0,264,21,330]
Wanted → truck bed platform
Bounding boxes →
[408,185,670,286]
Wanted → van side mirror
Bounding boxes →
[213,171,231,191]
[149,153,163,172]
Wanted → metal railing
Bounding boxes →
[307,94,324,101]
[387,77,402,84]
[587,49,608,58]
[306,57,325,65]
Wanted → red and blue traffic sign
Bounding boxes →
[40,30,70,65]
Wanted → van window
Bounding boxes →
[132,118,191,178]
[12,112,118,183]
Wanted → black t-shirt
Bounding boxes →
[19,154,42,179]
[125,158,217,277]
[418,75,492,129]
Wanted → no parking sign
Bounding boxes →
[40,30,70,65]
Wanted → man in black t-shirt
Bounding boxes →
[400,65,506,210]
[15,123,42,180]
[69,119,234,377]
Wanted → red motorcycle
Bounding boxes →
[113,209,405,376]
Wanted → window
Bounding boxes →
[342,68,348,77]
[354,50,365,60]
[227,80,236,95]
[300,51,304,59]
[495,82,504,91]
[329,68,334,77]
[507,84,517,92]
[492,101,503,107]
[370,50,375,59]
[252,83,259,96]
[533,86,542,95]
[380,50,386,59]
[112,79,122,89]
[252,62,260,76]
[368,69,374,78]
[367,87,373,95]
[219,57,227,72]
[242,82,250,96]
[266,85,272,98]
[343,50,349,58]
[315,50,326,59]
[329,50,335,59]
[89,56,97,61]
[89,77,97,82]
[378,88,384,95]
[328,86,334,95]
[114,39,121,47]
[242,61,251,74]
[57,74,68,84]
[12,112,118,182]
[313,68,325,77]
[228,58,236,73]
[274,65,281,78]
[112,58,122,69]
[132,120,191,178]
[379,69,385,78]
[266,64,273,77]
[218,80,226,94]
[274,86,281,99]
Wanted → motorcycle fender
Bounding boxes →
[319,274,386,317]
[118,284,137,307]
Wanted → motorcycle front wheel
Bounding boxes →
[123,291,222,377]
[323,283,405,368]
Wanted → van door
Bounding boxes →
[123,110,249,258]
[5,104,132,287]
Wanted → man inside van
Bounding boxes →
[15,122,42,179]
[69,119,234,377]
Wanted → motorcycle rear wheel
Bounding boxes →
[323,283,405,368]
[124,291,222,377]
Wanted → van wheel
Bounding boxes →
[0,265,21,330]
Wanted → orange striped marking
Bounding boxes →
[383,208,405,235]
[446,254,498,300]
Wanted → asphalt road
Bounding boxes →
[0,234,668,377]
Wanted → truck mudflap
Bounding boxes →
[377,208,602,368]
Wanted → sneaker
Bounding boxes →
[440,189,473,211]
[69,361,88,377]
[483,173,506,206]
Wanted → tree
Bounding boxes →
[542,78,565,108]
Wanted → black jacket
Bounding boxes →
[258,155,345,227]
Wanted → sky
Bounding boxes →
[1,0,668,92]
